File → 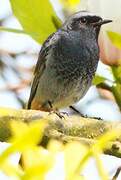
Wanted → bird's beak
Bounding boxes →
[93,19,112,27]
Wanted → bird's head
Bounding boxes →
[62,11,112,38]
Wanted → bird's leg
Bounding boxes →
[48,100,53,109]
[69,106,86,117]
[49,109,66,119]
[48,101,67,119]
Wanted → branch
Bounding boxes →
[0,107,121,158]
[97,82,112,91]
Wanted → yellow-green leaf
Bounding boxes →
[64,142,87,180]
[10,0,59,43]
[92,151,109,180]
[10,120,46,150]
[21,147,54,180]
[107,31,121,49]
[111,65,121,83]
[60,0,80,8]
[1,160,23,178]
[93,75,106,86]
[0,120,46,165]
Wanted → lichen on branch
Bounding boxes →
[0,107,121,158]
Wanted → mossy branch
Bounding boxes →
[0,107,121,158]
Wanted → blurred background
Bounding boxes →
[0,0,121,120]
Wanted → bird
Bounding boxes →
[27,11,112,112]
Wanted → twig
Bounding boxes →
[112,166,121,180]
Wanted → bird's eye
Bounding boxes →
[80,17,87,24]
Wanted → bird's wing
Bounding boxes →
[27,32,59,109]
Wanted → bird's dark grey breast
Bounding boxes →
[52,30,99,84]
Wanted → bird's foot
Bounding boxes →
[69,106,102,120]
[47,101,68,118]
[49,110,68,119]
[80,114,103,120]
[88,116,103,120]
[55,111,66,119]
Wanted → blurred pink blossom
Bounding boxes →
[87,0,121,65]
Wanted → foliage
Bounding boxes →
[0,119,120,179]
[10,0,60,43]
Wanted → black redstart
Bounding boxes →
[27,11,112,111]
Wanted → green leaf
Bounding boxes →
[92,75,106,85]
[107,31,121,49]
[10,0,60,43]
